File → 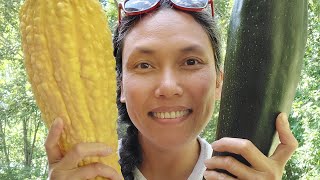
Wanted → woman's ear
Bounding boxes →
[215,71,224,100]
[120,83,126,103]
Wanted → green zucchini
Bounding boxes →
[213,0,308,172]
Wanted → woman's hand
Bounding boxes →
[204,112,298,180]
[45,118,123,180]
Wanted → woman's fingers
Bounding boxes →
[58,142,113,169]
[205,156,258,179]
[45,117,122,179]
[70,163,123,180]
[45,117,64,164]
[209,112,298,179]
[212,137,269,171]
[48,143,119,180]
[270,113,298,164]
[50,163,123,180]
[204,169,237,180]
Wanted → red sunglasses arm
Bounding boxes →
[209,0,214,17]
[118,3,123,25]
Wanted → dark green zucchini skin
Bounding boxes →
[213,0,308,173]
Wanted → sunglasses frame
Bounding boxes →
[118,0,214,24]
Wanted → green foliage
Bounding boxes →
[100,0,118,32]
[0,0,48,179]
[0,0,319,179]
[200,101,219,143]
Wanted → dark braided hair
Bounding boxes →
[113,1,222,179]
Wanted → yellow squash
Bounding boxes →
[19,0,121,178]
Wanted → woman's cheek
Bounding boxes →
[122,75,154,112]
[189,70,217,120]
[189,69,216,97]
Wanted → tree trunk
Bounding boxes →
[23,117,31,167]
[0,117,11,173]
[22,111,42,168]
[29,117,41,166]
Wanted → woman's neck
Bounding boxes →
[138,136,200,180]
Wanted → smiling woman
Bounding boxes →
[115,3,223,179]
[120,10,220,147]
[43,0,299,179]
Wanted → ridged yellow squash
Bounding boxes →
[19,0,121,179]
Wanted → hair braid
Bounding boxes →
[119,124,143,180]
[113,15,144,179]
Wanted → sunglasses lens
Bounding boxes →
[171,0,208,8]
[124,0,159,13]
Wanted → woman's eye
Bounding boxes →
[185,59,199,66]
[136,62,151,69]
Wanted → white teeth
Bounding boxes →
[152,110,189,119]
[160,112,165,118]
[165,112,170,118]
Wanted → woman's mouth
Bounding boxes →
[148,109,192,124]
[151,110,190,119]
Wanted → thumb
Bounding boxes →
[270,113,298,164]
[45,117,64,164]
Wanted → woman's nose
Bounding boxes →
[154,70,183,98]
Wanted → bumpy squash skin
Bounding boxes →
[19,0,121,179]
[214,0,308,172]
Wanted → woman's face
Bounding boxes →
[120,9,221,149]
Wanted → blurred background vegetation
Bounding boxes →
[0,0,319,179]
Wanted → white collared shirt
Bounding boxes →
[132,137,212,180]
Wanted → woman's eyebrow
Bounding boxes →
[133,46,155,54]
[131,44,205,54]
[180,44,206,54]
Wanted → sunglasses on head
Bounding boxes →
[118,0,214,24]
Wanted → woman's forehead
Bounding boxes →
[123,8,211,49]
